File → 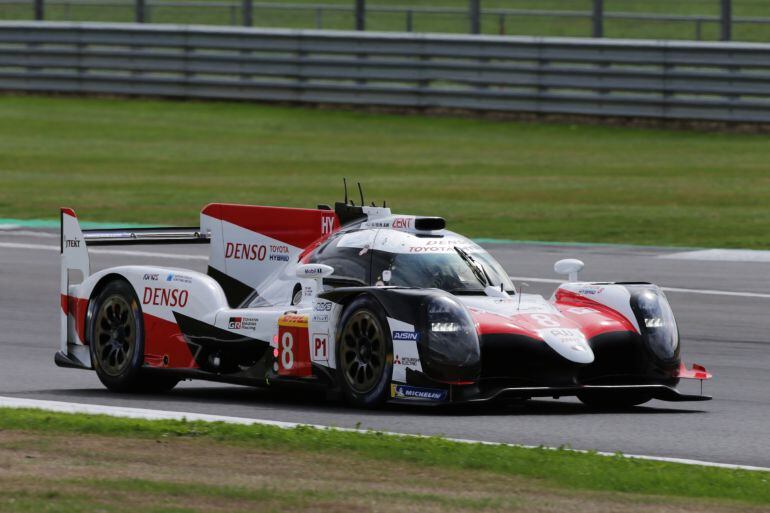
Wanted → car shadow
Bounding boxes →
[32,385,706,417]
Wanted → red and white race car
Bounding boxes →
[58,198,711,408]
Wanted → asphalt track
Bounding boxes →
[1,228,768,467]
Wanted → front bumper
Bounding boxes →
[450,383,711,403]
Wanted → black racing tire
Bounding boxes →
[89,279,179,394]
[577,390,652,409]
[335,295,393,409]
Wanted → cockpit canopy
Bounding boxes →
[307,227,515,294]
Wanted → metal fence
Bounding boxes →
[1,0,770,42]
[1,21,770,123]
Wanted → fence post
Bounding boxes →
[242,0,252,27]
[34,0,44,20]
[720,0,732,41]
[469,0,480,34]
[135,0,145,22]
[355,0,365,30]
[592,0,603,38]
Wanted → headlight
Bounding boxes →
[421,296,480,381]
[628,286,679,362]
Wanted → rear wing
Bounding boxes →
[59,207,210,352]
[60,207,209,299]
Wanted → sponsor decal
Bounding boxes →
[225,242,290,262]
[391,217,413,229]
[390,384,447,402]
[166,273,192,284]
[301,266,327,276]
[314,301,333,312]
[64,238,81,248]
[278,314,309,328]
[228,316,257,330]
[142,287,189,308]
[394,354,420,366]
[578,287,605,295]
[143,273,159,281]
[312,334,328,360]
[392,331,420,341]
[404,239,476,254]
[311,313,329,323]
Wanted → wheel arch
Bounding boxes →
[85,273,137,346]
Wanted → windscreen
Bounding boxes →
[372,248,515,294]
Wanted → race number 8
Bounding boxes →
[281,331,294,369]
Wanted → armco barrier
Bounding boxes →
[1,22,769,122]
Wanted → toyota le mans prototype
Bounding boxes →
[57,198,711,408]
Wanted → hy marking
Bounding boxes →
[0,396,768,473]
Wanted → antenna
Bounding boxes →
[343,178,349,205]
[516,282,529,311]
[357,182,365,206]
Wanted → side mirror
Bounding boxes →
[554,259,584,282]
[295,264,334,279]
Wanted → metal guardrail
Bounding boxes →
[1,0,770,41]
[1,22,769,123]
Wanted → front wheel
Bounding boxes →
[89,279,179,393]
[336,296,393,409]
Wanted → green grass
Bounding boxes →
[0,407,768,507]
[1,0,769,41]
[1,95,769,248]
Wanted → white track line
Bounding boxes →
[0,396,767,473]
[0,242,208,261]
[509,276,770,299]
[0,229,57,237]
[0,242,765,298]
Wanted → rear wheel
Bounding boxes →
[336,296,393,409]
[89,279,179,393]
[577,390,651,409]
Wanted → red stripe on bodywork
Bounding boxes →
[202,203,339,249]
[470,291,637,341]
[471,310,542,338]
[553,289,638,337]
[62,294,89,343]
[143,312,198,369]
[61,207,77,218]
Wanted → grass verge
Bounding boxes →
[0,407,767,512]
[1,95,769,248]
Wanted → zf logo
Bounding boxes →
[321,215,334,235]
[314,302,332,312]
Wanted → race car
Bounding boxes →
[57,197,712,409]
